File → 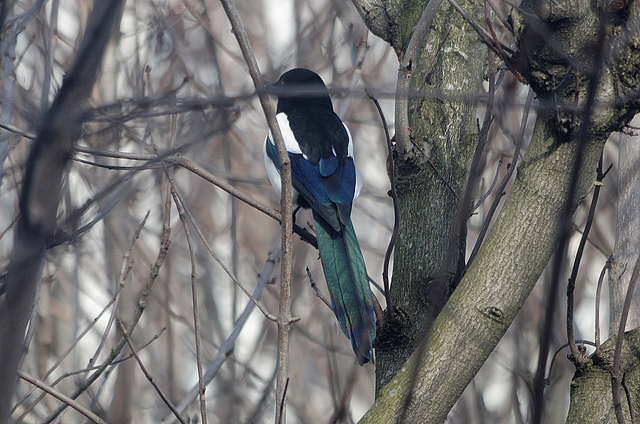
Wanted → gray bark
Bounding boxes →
[371,0,485,392]
[354,0,640,421]
[609,113,640,334]
[566,328,640,424]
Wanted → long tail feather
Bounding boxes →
[313,211,376,364]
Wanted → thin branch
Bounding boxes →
[12,212,145,418]
[0,122,35,140]
[445,0,522,81]
[467,89,534,269]
[622,375,636,424]
[49,173,134,248]
[75,146,320,258]
[595,259,610,351]
[163,154,277,320]
[217,2,295,423]
[179,0,246,66]
[116,319,187,424]
[17,371,108,424]
[43,195,172,423]
[162,153,208,424]
[426,157,463,204]
[36,327,166,389]
[456,33,496,272]
[245,365,278,424]
[87,207,138,369]
[164,237,281,423]
[329,363,359,424]
[567,156,605,365]
[277,378,290,424]
[306,267,333,309]
[365,87,397,319]
[546,340,596,383]
[473,155,503,212]
[74,146,282,223]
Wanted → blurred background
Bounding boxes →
[0,0,617,422]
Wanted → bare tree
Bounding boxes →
[0,1,125,422]
[1,0,639,423]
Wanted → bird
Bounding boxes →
[263,68,376,365]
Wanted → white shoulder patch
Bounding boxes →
[264,113,303,198]
[345,123,354,157]
[269,113,302,154]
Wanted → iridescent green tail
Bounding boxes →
[313,211,376,365]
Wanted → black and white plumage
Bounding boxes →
[263,68,375,365]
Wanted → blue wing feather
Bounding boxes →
[264,103,375,364]
[266,135,354,231]
[319,156,338,177]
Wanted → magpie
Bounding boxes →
[263,68,376,365]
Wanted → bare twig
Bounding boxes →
[473,155,503,212]
[116,319,187,424]
[329,362,359,424]
[74,146,282,223]
[180,191,277,320]
[457,36,496,270]
[0,122,35,140]
[162,152,208,424]
[306,267,333,309]
[245,365,278,424]
[86,210,146,374]
[622,375,635,424]
[546,340,596,383]
[426,157,463,205]
[467,89,534,269]
[180,0,245,65]
[77,144,324,251]
[277,378,290,424]
[14,285,127,418]
[365,87,397,318]
[445,0,520,80]
[17,371,108,424]
[164,237,281,423]
[12,213,146,418]
[567,156,605,364]
[217,1,295,423]
[595,259,610,351]
[37,328,166,388]
[43,192,172,423]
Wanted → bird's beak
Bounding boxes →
[263,80,281,96]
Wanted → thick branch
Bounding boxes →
[360,102,607,424]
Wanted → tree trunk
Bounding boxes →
[352,0,640,421]
[360,106,606,423]
[609,113,640,334]
[370,0,485,393]
[566,328,640,424]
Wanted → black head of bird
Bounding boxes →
[266,68,333,112]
